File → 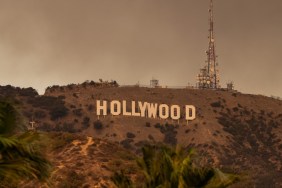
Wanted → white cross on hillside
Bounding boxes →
[29,120,36,130]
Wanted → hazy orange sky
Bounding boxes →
[0,0,281,97]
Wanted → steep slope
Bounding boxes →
[17,132,140,188]
[44,84,282,187]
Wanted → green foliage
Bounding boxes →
[210,101,222,108]
[111,171,133,188]
[93,120,103,130]
[0,85,38,98]
[112,145,239,188]
[0,133,52,182]
[82,116,90,129]
[0,100,52,186]
[50,106,68,120]
[0,101,19,135]
[27,96,68,120]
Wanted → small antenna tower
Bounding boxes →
[150,77,159,88]
[226,81,234,91]
[197,0,220,89]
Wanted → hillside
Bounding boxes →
[0,83,281,187]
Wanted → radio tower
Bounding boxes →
[197,0,220,89]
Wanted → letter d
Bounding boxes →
[185,105,196,121]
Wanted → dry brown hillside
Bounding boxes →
[0,83,281,187]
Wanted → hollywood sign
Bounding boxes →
[96,100,196,122]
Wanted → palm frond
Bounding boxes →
[204,168,239,188]
[0,135,52,183]
[0,100,52,186]
[133,144,239,188]
[0,101,18,135]
[111,170,133,188]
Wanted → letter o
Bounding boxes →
[111,100,121,115]
[170,105,180,120]
[159,104,169,119]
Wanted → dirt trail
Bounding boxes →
[81,136,94,155]
[72,140,81,146]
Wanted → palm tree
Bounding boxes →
[0,100,52,186]
[111,170,133,188]
[144,145,239,188]
[113,144,238,188]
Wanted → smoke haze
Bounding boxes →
[0,0,281,97]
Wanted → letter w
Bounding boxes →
[147,103,158,118]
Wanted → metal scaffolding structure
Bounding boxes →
[150,78,159,88]
[197,0,220,89]
[226,81,234,91]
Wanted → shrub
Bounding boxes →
[73,109,83,117]
[27,96,68,120]
[210,101,221,108]
[23,110,32,119]
[154,123,161,129]
[120,139,133,149]
[82,117,90,129]
[34,110,46,119]
[154,123,177,145]
[93,120,103,130]
[126,132,136,139]
[61,123,76,133]
[50,106,68,120]
[73,93,79,98]
[232,107,239,112]
[87,104,94,112]
[19,87,38,97]
[38,123,52,131]
[58,95,66,100]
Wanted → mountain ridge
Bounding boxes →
[0,83,281,187]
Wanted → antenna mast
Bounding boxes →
[197,0,220,89]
